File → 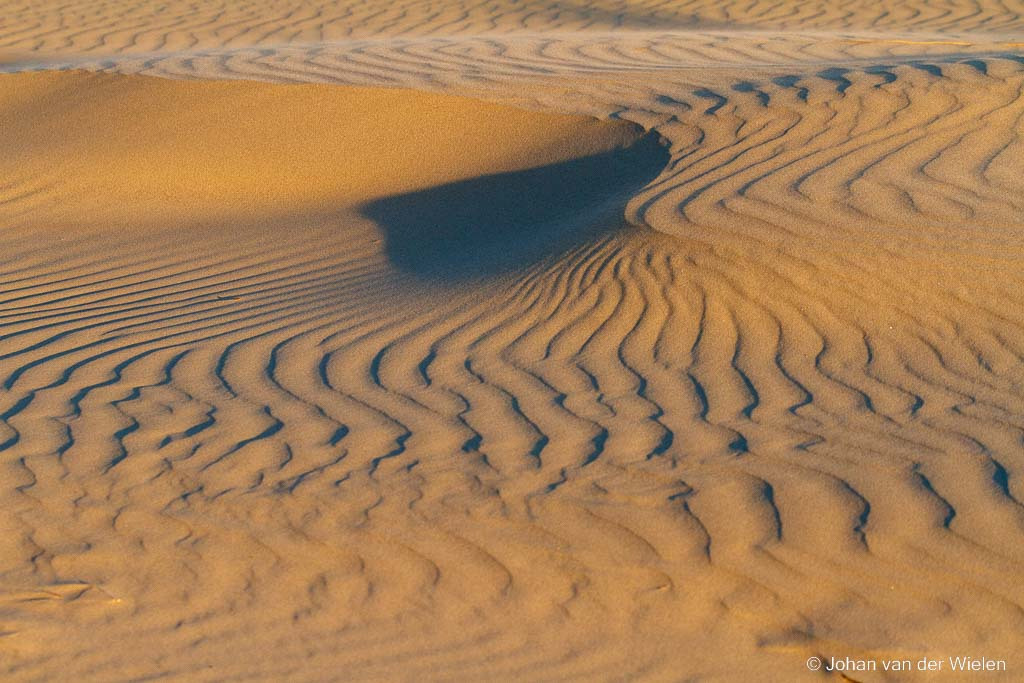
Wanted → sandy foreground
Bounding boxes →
[1,1,1024,681]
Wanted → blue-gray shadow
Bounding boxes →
[361,130,669,280]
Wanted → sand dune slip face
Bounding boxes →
[2,1,1024,682]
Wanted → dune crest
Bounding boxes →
[1,71,654,229]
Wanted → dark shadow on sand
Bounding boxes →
[361,130,669,281]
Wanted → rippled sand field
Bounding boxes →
[2,1,1024,681]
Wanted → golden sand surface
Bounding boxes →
[1,1,1024,681]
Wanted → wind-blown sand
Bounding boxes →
[2,1,1024,681]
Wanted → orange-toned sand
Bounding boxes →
[3,71,651,225]
[2,1,1024,681]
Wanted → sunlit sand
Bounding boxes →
[1,1,1023,680]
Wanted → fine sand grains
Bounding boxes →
[1,1,1024,681]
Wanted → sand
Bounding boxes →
[1,1,1024,681]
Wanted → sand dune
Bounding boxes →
[1,71,652,226]
[2,0,1024,681]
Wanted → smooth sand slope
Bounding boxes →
[2,1,1024,681]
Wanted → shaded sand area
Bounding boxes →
[2,1,1024,681]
